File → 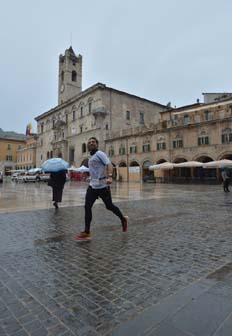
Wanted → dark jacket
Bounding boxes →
[49,170,66,188]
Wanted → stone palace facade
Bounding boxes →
[35,47,232,182]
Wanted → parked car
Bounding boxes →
[12,172,23,181]
[0,171,3,183]
[14,172,27,182]
[23,168,50,183]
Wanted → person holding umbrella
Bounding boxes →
[49,170,67,208]
[42,154,69,209]
[74,137,128,240]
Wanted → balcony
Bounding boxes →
[92,106,107,117]
[53,120,67,130]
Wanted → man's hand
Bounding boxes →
[106,176,113,185]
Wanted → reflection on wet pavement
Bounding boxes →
[0,180,225,212]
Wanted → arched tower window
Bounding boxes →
[72,71,77,82]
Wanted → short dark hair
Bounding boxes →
[88,137,99,145]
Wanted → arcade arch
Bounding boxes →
[194,155,215,181]
[129,161,140,182]
[118,161,127,181]
[142,160,154,180]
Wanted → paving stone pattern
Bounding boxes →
[0,185,232,335]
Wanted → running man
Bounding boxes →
[74,137,128,240]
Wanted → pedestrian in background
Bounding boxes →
[221,168,230,192]
[74,137,128,240]
[48,170,67,208]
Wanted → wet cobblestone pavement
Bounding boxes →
[0,182,232,335]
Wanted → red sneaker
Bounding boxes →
[73,232,91,240]
[121,216,128,232]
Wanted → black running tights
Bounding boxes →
[84,186,124,233]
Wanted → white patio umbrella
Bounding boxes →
[173,161,203,168]
[69,165,76,170]
[203,159,232,169]
[149,162,174,170]
[75,165,89,173]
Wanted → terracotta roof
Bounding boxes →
[0,128,26,140]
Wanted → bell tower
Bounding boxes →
[58,46,82,105]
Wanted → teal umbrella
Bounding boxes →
[41,158,69,172]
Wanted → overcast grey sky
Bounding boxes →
[0,0,231,134]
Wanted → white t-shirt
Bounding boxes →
[89,151,110,189]
[221,171,229,180]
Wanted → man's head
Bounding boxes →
[87,137,99,152]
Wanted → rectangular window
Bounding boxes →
[7,144,11,150]
[142,144,150,152]
[119,147,126,155]
[65,114,68,124]
[172,116,178,126]
[204,110,213,120]
[88,102,92,113]
[109,149,114,156]
[183,115,189,125]
[173,140,183,148]
[139,112,144,124]
[222,133,232,143]
[72,111,76,120]
[126,110,130,120]
[157,142,166,150]
[130,146,137,154]
[198,136,209,145]
[204,111,209,120]
[203,111,213,121]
